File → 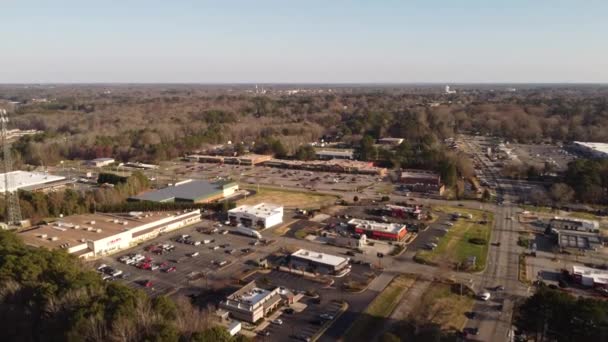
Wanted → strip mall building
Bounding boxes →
[19,210,201,259]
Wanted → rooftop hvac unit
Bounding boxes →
[96,229,102,233]
[122,222,128,225]
[80,238,86,243]
[87,227,94,231]
[89,221,96,225]
[74,225,80,229]
[50,236,59,241]
[316,254,323,259]
[39,234,47,239]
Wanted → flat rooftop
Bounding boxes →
[385,204,421,213]
[400,170,440,180]
[19,211,195,250]
[348,218,406,234]
[225,281,277,309]
[132,179,236,202]
[228,203,282,218]
[291,248,347,267]
[551,216,599,228]
[573,141,608,155]
[0,171,66,192]
[558,230,602,249]
[572,265,608,285]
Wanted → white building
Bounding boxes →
[289,249,350,275]
[550,216,600,233]
[228,203,283,229]
[572,141,608,159]
[19,210,201,259]
[378,138,404,146]
[572,265,608,287]
[0,171,66,192]
[85,158,115,167]
[315,149,354,160]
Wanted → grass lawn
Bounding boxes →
[409,282,474,331]
[521,204,555,213]
[238,185,337,209]
[417,206,493,272]
[344,275,416,341]
[294,229,310,239]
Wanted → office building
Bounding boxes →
[400,169,444,195]
[219,281,282,323]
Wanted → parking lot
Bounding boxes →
[257,298,344,342]
[406,213,450,253]
[244,269,368,342]
[150,161,384,194]
[95,220,268,296]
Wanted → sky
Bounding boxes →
[1,0,607,83]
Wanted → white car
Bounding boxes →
[190,252,199,257]
[478,291,491,301]
[271,319,283,325]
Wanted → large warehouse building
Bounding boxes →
[264,159,387,176]
[19,210,201,259]
[0,171,68,192]
[289,249,350,276]
[130,179,238,203]
[347,218,407,241]
[228,203,283,229]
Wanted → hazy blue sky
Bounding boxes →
[1,0,607,83]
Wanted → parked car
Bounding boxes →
[319,313,334,320]
[284,308,295,314]
[478,291,491,301]
[271,319,283,325]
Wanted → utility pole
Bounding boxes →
[1,109,22,226]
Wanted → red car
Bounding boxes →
[164,266,176,273]
[138,280,153,288]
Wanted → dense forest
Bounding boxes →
[3,85,608,168]
[0,231,248,342]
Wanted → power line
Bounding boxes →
[1,109,22,226]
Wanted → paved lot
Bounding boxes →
[95,220,265,296]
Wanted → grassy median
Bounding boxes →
[415,206,493,272]
[344,275,416,341]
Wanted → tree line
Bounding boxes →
[514,285,608,341]
[0,231,250,342]
[7,87,608,168]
